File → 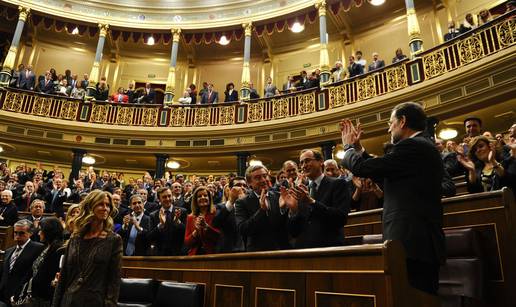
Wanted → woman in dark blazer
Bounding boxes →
[224,82,239,102]
[14,217,64,307]
[184,186,221,255]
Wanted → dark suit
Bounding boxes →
[0,240,45,304]
[147,206,187,256]
[200,90,218,104]
[0,202,18,227]
[26,215,45,243]
[235,190,289,252]
[342,134,445,294]
[288,176,350,248]
[14,193,43,212]
[80,80,89,90]
[213,203,245,253]
[224,90,238,102]
[143,201,159,216]
[119,214,151,256]
[18,71,36,90]
[139,88,156,104]
[368,60,385,72]
[38,79,54,94]
[249,89,260,99]
[444,30,460,42]
[44,188,67,218]
[348,63,364,78]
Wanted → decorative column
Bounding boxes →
[240,22,252,100]
[69,149,86,183]
[316,0,331,85]
[165,28,181,105]
[320,141,336,161]
[405,0,424,55]
[155,154,169,180]
[236,152,250,177]
[86,23,109,99]
[0,6,30,86]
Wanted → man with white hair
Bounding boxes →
[332,61,347,82]
[368,52,385,72]
[324,159,342,178]
[0,190,19,226]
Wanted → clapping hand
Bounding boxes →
[279,186,299,212]
[339,119,363,151]
[259,189,268,211]
[159,208,167,225]
[457,154,475,171]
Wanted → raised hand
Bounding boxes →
[339,119,362,148]
[457,154,475,171]
[159,208,167,225]
[352,176,363,189]
[259,189,268,211]
[279,186,299,212]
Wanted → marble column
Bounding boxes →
[316,0,331,84]
[69,149,86,183]
[320,141,336,161]
[0,6,30,86]
[236,152,250,177]
[165,28,181,104]
[86,23,109,98]
[405,0,424,55]
[155,154,169,180]
[240,22,252,100]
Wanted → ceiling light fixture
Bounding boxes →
[249,159,263,167]
[166,161,181,169]
[368,0,386,6]
[218,35,230,45]
[438,128,458,140]
[335,150,345,160]
[72,27,79,35]
[0,145,3,153]
[291,22,305,33]
[147,35,155,46]
[82,155,96,165]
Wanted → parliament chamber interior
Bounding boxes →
[0,0,515,306]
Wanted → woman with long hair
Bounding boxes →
[63,204,80,241]
[14,217,64,307]
[52,190,122,307]
[184,186,221,255]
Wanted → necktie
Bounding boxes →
[125,218,139,256]
[9,246,22,272]
[309,181,317,199]
[25,195,31,211]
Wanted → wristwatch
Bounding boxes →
[343,144,354,151]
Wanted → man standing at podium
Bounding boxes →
[340,102,445,295]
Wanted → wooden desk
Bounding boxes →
[123,241,439,307]
[345,188,516,307]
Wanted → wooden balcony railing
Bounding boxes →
[0,10,514,128]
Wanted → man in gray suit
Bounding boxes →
[263,77,277,98]
[368,52,385,72]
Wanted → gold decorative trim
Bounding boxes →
[214,284,244,307]
[122,267,387,274]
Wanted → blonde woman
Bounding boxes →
[63,203,80,241]
[184,186,221,255]
[52,190,122,307]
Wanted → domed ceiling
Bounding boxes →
[3,0,315,29]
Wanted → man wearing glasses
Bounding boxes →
[120,195,151,256]
[0,219,44,305]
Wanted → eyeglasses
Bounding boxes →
[14,231,27,236]
[132,201,142,205]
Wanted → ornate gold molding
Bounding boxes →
[17,5,30,22]
[243,22,252,37]
[315,0,327,16]
[171,28,182,42]
[98,23,110,38]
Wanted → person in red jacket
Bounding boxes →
[111,87,128,103]
[184,186,221,255]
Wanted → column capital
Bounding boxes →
[18,6,30,22]
[98,23,109,37]
[315,0,327,16]
[171,28,182,42]
[242,22,253,37]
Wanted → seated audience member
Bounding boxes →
[14,181,42,212]
[137,83,156,104]
[224,82,239,102]
[56,79,70,96]
[444,21,460,41]
[125,83,136,103]
[120,195,151,256]
[354,51,366,69]
[70,81,86,100]
[200,83,219,104]
[0,190,19,226]
[178,89,193,104]
[368,52,385,71]
[9,63,24,88]
[94,77,110,101]
[263,77,277,98]
[213,177,246,253]
[184,186,221,255]
[13,217,64,307]
[80,73,89,90]
[332,61,347,82]
[0,219,44,305]
[348,55,364,78]
[249,82,260,99]
[392,48,408,63]
[189,84,197,104]
[38,72,55,94]
[460,13,477,34]
[287,150,351,248]
[458,136,509,193]
[63,203,80,240]
[26,199,46,242]
[478,9,492,25]
[147,187,187,256]
[351,176,383,210]
[235,165,290,252]
[112,87,128,103]
[19,65,36,91]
